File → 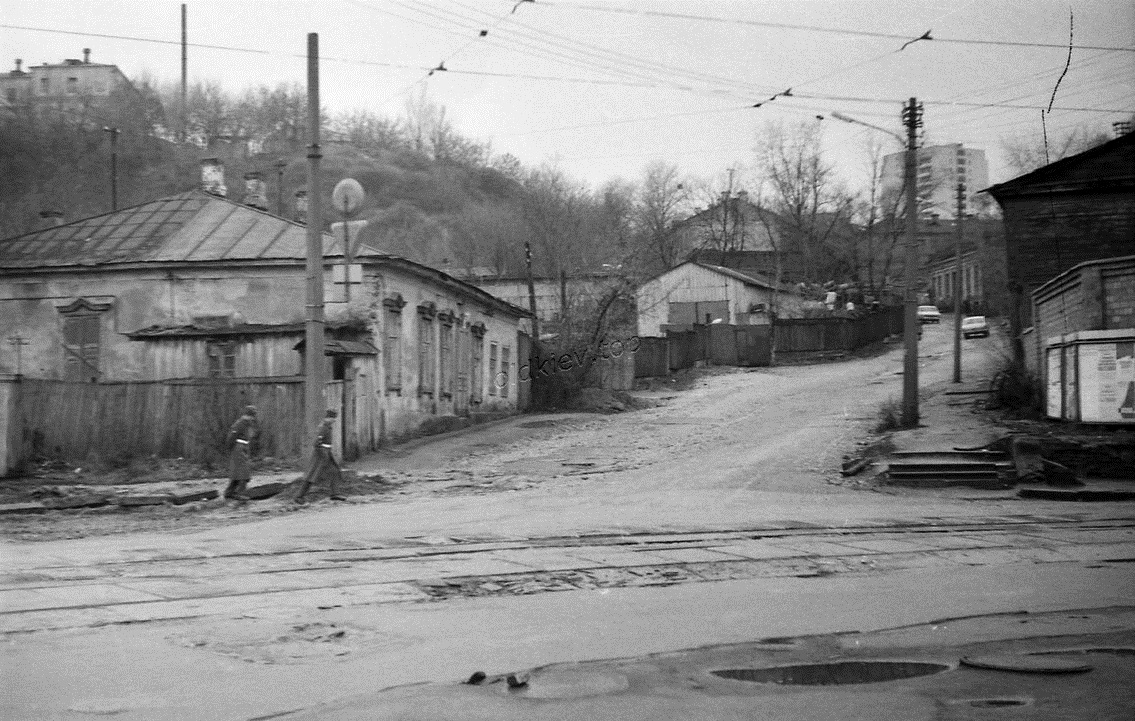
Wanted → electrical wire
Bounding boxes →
[540,2,1135,53]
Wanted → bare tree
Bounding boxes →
[635,161,689,273]
[850,134,907,295]
[753,120,853,283]
[1000,122,1115,174]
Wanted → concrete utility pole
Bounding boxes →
[180,4,187,142]
[103,126,119,210]
[304,33,325,437]
[953,182,965,384]
[901,98,922,426]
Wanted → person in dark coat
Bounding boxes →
[293,409,345,503]
[223,406,259,501]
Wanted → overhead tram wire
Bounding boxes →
[350,1,754,101]
[539,2,1135,53]
[368,0,782,100]
[929,49,1130,128]
[2,23,1127,118]
[434,0,785,97]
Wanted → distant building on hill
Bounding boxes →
[0,50,137,117]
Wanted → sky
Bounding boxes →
[3,0,1133,195]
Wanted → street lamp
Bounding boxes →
[331,178,365,304]
[831,106,921,425]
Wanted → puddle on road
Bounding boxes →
[712,660,951,685]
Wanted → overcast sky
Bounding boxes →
[3,0,1133,194]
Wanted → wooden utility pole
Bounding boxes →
[524,237,539,341]
[180,4,187,142]
[952,182,965,384]
[304,33,325,436]
[901,98,922,426]
[103,127,119,210]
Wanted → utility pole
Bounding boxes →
[952,182,965,384]
[524,235,539,341]
[901,98,922,426]
[180,4,187,143]
[103,126,119,210]
[304,33,325,437]
[276,159,287,216]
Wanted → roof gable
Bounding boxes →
[643,260,798,295]
[984,132,1135,197]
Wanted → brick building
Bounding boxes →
[983,132,1135,365]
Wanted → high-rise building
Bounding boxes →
[881,144,990,219]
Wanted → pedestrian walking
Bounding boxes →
[293,409,346,503]
[223,405,259,501]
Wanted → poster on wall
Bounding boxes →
[1077,341,1135,423]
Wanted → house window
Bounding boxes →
[439,313,454,398]
[39,77,49,94]
[206,340,236,378]
[500,345,511,400]
[384,307,402,391]
[470,323,485,403]
[66,77,79,95]
[418,314,435,395]
[62,314,101,382]
[6,88,16,103]
[58,299,111,382]
[488,342,498,396]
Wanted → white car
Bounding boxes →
[962,315,990,338]
[917,305,941,324]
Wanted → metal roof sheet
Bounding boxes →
[0,190,343,269]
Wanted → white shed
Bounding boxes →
[636,261,806,337]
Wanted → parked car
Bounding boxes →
[962,315,990,338]
[917,305,941,324]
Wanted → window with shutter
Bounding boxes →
[62,315,101,382]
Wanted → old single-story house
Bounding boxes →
[636,261,807,338]
[0,168,532,462]
[452,268,619,325]
[983,131,1135,366]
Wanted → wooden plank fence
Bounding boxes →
[7,377,328,469]
[773,307,903,354]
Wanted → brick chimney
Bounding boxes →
[242,171,269,210]
[293,189,308,223]
[200,158,227,197]
[83,48,91,64]
[39,210,65,228]
[13,59,24,74]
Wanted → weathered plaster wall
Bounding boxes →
[0,264,308,379]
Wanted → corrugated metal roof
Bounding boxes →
[691,262,799,294]
[0,190,349,269]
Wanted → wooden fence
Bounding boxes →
[3,376,338,471]
[773,307,903,354]
[636,324,771,378]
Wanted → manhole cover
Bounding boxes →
[712,661,951,685]
[960,654,1093,674]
